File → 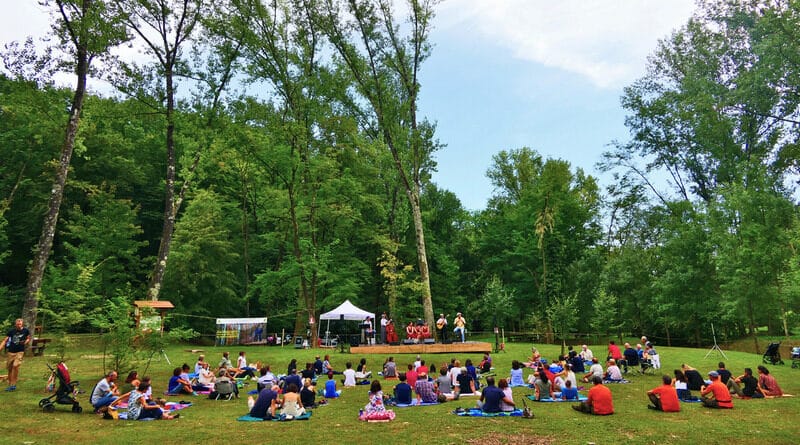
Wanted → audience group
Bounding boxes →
[86,339,788,423]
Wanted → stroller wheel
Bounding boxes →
[39,398,50,408]
[43,404,55,413]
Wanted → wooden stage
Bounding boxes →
[350,341,492,355]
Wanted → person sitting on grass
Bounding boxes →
[647,375,680,412]
[477,376,513,413]
[756,366,783,397]
[393,372,413,405]
[236,351,256,379]
[681,364,705,391]
[218,352,242,378]
[383,357,397,379]
[435,367,452,395]
[456,367,477,396]
[112,382,179,420]
[672,370,694,400]
[604,359,623,382]
[572,376,614,415]
[180,363,206,392]
[498,378,515,411]
[560,379,579,401]
[356,358,372,380]
[727,367,763,399]
[415,371,437,404]
[250,384,280,419]
[168,367,197,396]
[583,357,604,383]
[300,378,317,408]
[324,372,339,398]
[280,383,306,417]
[90,371,120,413]
[700,371,733,409]
[194,355,206,374]
[365,380,389,415]
[533,370,553,401]
[256,365,275,391]
[342,362,357,387]
[509,360,525,386]
[405,363,419,389]
[120,371,140,394]
[197,362,216,390]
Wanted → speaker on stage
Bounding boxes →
[423,338,435,345]
[402,339,414,345]
[350,336,360,347]
[390,341,400,346]
[442,339,452,344]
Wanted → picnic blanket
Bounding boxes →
[393,399,439,407]
[115,402,192,420]
[452,408,524,417]
[526,395,587,402]
[359,410,396,421]
[237,411,313,422]
[603,379,630,384]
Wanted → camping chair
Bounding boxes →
[762,342,784,365]
[214,380,236,401]
[639,358,656,375]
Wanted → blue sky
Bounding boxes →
[0,1,697,210]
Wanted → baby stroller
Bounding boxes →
[762,342,784,365]
[39,362,82,413]
[791,346,800,369]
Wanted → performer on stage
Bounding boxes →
[420,322,431,340]
[453,312,466,343]
[380,313,388,344]
[406,322,416,341]
[413,323,424,343]
[436,313,448,342]
[386,319,398,344]
[364,316,374,345]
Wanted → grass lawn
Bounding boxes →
[2,336,798,444]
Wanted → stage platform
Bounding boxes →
[350,341,492,355]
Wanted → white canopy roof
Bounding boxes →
[319,300,374,321]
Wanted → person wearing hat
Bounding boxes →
[700,371,733,408]
[453,313,466,343]
[436,313,448,342]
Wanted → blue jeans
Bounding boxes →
[92,394,117,411]
[454,327,465,342]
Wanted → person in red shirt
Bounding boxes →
[700,371,733,409]
[607,341,623,361]
[572,376,614,415]
[647,375,680,412]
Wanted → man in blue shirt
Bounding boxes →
[393,372,413,405]
[1,319,31,392]
[250,385,280,419]
[478,376,514,413]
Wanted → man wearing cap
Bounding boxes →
[436,313,448,342]
[700,371,733,409]
[453,313,466,343]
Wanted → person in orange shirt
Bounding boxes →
[647,375,680,412]
[572,376,614,415]
[700,371,733,409]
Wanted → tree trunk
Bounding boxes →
[408,187,434,329]
[147,66,177,301]
[22,40,89,328]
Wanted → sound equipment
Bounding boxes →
[423,338,435,345]
[390,341,400,346]
[350,336,361,347]
[293,336,304,349]
[442,339,452,345]
[402,339,415,345]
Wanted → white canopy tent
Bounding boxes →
[318,300,375,345]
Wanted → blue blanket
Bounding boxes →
[453,408,523,417]
[394,399,439,407]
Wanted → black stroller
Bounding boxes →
[762,342,784,366]
[39,362,83,413]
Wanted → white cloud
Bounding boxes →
[435,0,697,88]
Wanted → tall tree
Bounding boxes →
[113,0,202,300]
[19,0,127,328]
[316,0,440,328]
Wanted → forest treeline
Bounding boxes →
[1,0,799,347]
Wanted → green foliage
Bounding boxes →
[89,296,138,375]
[591,289,621,337]
[468,276,517,332]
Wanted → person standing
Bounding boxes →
[380,313,388,345]
[436,313,448,342]
[1,318,31,391]
[453,313,466,343]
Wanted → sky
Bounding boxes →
[0,1,698,211]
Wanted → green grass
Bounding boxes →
[2,337,799,444]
